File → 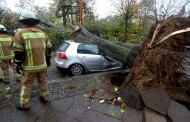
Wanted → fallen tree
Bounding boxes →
[40,17,190,103]
[38,20,139,68]
[72,24,140,68]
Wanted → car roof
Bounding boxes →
[65,40,81,44]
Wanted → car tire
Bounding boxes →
[69,64,84,76]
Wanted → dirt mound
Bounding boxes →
[122,17,190,102]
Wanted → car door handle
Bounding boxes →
[82,56,86,59]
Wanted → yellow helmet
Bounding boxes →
[19,9,40,25]
[0,24,8,33]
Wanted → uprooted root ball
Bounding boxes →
[122,17,190,102]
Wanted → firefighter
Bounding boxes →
[0,24,14,83]
[13,9,52,110]
[10,28,23,82]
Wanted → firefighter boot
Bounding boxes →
[16,104,30,111]
[39,96,48,103]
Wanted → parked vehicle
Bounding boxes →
[55,40,123,76]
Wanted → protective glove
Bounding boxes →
[46,56,52,67]
[13,59,22,74]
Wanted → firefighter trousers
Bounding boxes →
[0,60,10,82]
[19,70,49,108]
[0,60,22,82]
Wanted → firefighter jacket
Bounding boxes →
[0,34,14,60]
[13,27,52,73]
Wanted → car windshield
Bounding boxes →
[58,42,70,52]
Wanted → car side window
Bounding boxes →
[77,44,84,53]
[77,44,100,55]
[85,45,99,55]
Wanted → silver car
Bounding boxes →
[55,40,123,76]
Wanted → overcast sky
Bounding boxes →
[5,0,188,19]
[4,0,116,19]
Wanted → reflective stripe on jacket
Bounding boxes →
[0,35,14,60]
[13,28,52,73]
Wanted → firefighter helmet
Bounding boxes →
[19,9,40,25]
[0,24,8,33]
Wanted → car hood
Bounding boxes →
[102,56,123,71]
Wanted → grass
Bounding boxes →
[0,89,7,97]
[66,83,77,89]
[109,110,115,117]
[0,87,20,97]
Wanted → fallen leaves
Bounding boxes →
[100,99,105,104]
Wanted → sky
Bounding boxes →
[5,0,189,19]
[94,0,117,18]
[4,0,116,19]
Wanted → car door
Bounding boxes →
[77,44,103,71]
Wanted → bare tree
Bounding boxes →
[0,0,21,33]
[16,0,48,20]
[111,0,145,42]
[54,0,95,26]
[148,0,190,21]
[0,0,6,15]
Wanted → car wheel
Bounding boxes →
[69,64,84,76]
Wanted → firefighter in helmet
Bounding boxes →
[13,10,52,110]
[0,24,15,83]
[10,28,23,82]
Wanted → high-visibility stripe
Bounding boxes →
[47,40,52,47]
[20,86,30,104]
[25,40,33,66]
[20,98,30,101]
[23,63,47,70]
[15,74,21,78]
[20,86,25,99]
[0,55,14,59]
[42,39,46,64]
[40,91,49,97]
[13,43,24,50]
[0,46,3,56]
[20,99,30,104]
[0,38,12,41]
[22,32,46,39]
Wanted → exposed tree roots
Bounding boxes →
[121,17,190,103]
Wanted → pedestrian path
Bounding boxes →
[0,69,142,122]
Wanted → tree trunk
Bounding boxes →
[123,15,128,42]
[73,24,139,68]
[71,13,74,25]
[62,12,67,27]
